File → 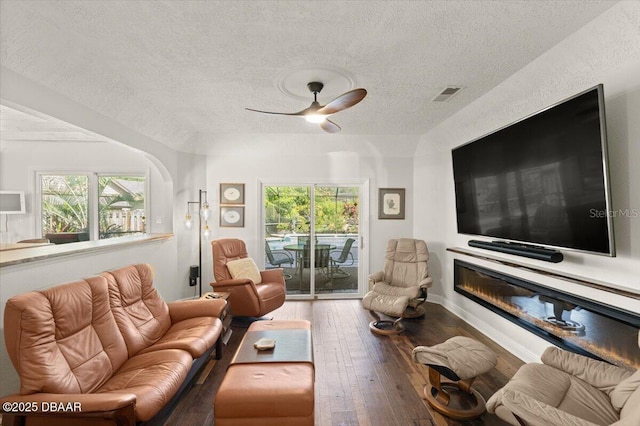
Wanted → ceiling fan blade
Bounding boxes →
[317,88,367,115]
[245,108,306,116]
[320,119,341,133]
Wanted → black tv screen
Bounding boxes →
[452,85,615,256]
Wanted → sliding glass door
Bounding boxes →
[263,183,362,298]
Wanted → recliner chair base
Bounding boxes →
[413,337,497,421]
[368,319,405,335]
[424,383,486,420]
[423,367,486,420]
[231,316,273,328]
[367,311,405,335]
[402,304,426,319]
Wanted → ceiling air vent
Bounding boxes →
[432,86,462,102]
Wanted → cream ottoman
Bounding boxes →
[413,336,497,420]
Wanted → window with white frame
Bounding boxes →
[98,175,146,239]
[39,173,146,244]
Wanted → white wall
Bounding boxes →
[175,151,208,297]
[414,2,640,362]
[204,137,417,289]
[0,140,169,243]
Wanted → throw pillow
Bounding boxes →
[226,258,262,284]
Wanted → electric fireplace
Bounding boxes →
[454,259,640,369]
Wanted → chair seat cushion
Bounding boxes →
[412,336,497,379]
[97,349,192,421]
[139,316,222,358]
[372,282,420,299]
[362,291,409,317]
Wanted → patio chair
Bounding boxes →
[265,241,294,279]
[329,238,356,278]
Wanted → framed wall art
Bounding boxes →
[220,183,245,205]
[378,188,405,220]
[220,206,244,227]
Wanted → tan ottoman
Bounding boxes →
[214,320,314,426]
[413,336,497,420]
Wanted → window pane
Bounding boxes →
[41,175,89,244]
[265,186,311,237]
[314,186,359,234]
[98,175,145,239]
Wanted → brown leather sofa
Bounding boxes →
[211,238,286,317]
[1,264,226,425]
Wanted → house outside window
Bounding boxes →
[39,173,146,244]
[98,175,146,239]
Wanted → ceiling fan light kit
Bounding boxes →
[305,114,326,124]
[246,81,367,133]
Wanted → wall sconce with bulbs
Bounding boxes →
[185,189,211,297]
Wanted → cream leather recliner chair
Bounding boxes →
[487,345,640,426]
[362,238,433,335]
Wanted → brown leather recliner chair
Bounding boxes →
[211,238,286,317]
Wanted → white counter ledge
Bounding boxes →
[0,233,174,268]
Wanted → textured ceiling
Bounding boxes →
[0,0,616,153]
[0,105,107,143]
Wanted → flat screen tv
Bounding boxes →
[452,85,615,256]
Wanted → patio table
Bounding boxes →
[283,243,335,282]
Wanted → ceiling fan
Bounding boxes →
[246,82,367,133]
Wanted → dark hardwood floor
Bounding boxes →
[163,300,523,426]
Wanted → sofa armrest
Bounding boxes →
[211,278,256,288]
[541,347,633,394]
[368,271,384,283]
[1,392,136,416]
[419,276,433,288]
[168,298,227,322]
[368,271,384,291]
[500,389,600,426]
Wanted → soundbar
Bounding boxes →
[468,240,564,263]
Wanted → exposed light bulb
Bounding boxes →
[202,223,211,239]
[185,212,193,230]
[200,201,210,221]
[305,114,326,124]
